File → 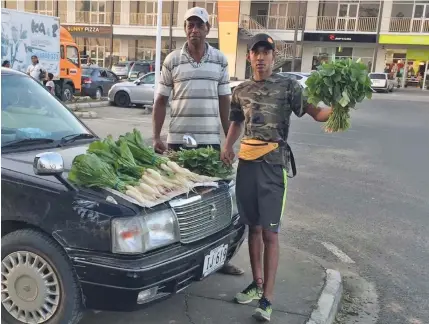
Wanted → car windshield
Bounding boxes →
[1,73,91,147]
[369,73,386,80]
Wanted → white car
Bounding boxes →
[109,74,246,108]
[368,72,397,93]
[278,72,311,88]
[108,72,157,107]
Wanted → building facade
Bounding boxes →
[2,0,428,81]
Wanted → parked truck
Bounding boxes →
[1,8,81,101]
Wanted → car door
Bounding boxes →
[138,73,156,104]
[99,69,110,94]
[105,71,119,93]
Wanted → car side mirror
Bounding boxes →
[33,152,64,176]
[182,133,198,148]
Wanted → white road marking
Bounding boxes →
[321,242,355,264]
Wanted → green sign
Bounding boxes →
[407,49,429,61]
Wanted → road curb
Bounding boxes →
[67,100,109,110]
[73,111,98,119]
[306,269,343,324]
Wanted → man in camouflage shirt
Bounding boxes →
[221,33,332,322]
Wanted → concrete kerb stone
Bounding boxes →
[67,100,109,111]
[306,269,343,324]
[73,111,98,119]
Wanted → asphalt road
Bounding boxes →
[83,91,429,324]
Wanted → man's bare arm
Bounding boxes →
[305,105,333,122]
[224,121,242,149]
[219,95,231,136]
[152,95,169,139]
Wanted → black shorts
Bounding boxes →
[168,144,220,152]
[235,159,288,232]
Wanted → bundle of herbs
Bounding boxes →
[167,146,233,179]
[304,58,373,132]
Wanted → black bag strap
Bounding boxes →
[286,143,297,178]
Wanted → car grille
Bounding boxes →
[170,188,232,244]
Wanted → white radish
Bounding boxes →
[166,161,185,174]
[126,190,146,204]
[141,175,159,187]
[139,182,158,196]
[160,163,175,173]
[135,186,157,200]
[126,185,141,196]
[146,168,162,180]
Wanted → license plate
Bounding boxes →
[202,244,228,277]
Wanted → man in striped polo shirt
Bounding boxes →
[152,7,244,276]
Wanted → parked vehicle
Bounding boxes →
[128,60,155,81]
[109,71,156,107]
[1,9,82,101]
[278,72,311,88]
[81,67,119,99]
[1,67,245,324]
[112,61,135,80]
[368,72,396,93]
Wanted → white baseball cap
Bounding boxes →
[184,7,209,23]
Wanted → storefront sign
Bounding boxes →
[406,49,429,61]
[303,32,377,43]
[379,34,429,46]
[62,24,113,36]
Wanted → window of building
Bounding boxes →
[189,1,217,27]
[75,0,116,24]
[2,1,18,9]
[127,38,176,61]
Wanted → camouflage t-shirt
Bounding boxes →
[229,73,307,166]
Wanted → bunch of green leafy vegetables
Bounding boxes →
[87,135,144,180]
[68,153,133,192]
[167,146,233,179]
[304,58,373,132]
[118,128,168,167]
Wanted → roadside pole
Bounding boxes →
[291,0,301,72]
[423,60,428,91]
[154,0,163,96]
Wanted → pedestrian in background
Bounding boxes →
[27,55,45,83]
[152,6,244,276]
[2,60,10,67]
[45,73,56,96]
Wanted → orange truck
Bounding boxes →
[1,8,81,101]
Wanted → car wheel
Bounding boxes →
[61,85,73,102]
[114,91,131,107]
[92,87,102,100]
[1,229,82,324]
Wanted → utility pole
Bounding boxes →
[291,0,301,72]
[169,1,174,54]
[109,1,115,69]
[372,0,384,73]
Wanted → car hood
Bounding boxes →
[2,144,89,177]
[1,143,143,212]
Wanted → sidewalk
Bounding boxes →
[80,241,336,324]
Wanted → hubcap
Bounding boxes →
[1,251,60,323]
[96,90,101,99]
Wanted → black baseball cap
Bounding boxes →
[248,33,275,51]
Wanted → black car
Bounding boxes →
[1,68,245,324]
[81,67,119,99]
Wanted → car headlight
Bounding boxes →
[112,210,180,254]
[229,180,238,217]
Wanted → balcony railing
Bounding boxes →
[76,11,112,25]
[389,17,429,33]
[128,13,217,28]
[316,16,378,32]
[253,15,304,30]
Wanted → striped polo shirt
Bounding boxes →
[158,42,231,145]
